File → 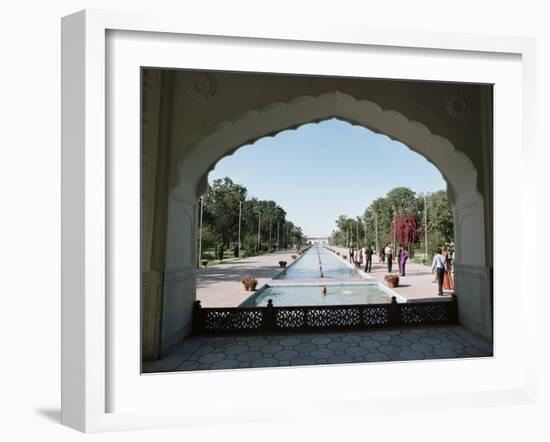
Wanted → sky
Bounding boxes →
[209,119,446,237]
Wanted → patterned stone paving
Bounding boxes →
[142,325,492,373]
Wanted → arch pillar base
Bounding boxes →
[454,264,493,339]
[141,270,163,361]
[160,266,196,356]
[159,193,198,356]
[453,195,492,340]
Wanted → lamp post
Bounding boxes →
[424,193,428,261]
[257,211,261,253]
[364,215,367,247]
[393,205,397,253]
[238,200,242,258]
[374,211,379,252]
[198,196,204,268]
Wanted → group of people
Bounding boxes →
[348,243,411,276]
[378,243,411,276]
[347,243,455,295]
[348,244,374,273]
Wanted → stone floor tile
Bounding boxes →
[399,350,424,360]
[463,345,489,357]
[419,336,441,345]
[198,352,226,364]
[274,350,299,361]
[378,344,401,354]
[260,343,284,353]
[235,336,255,342]
[291,356,317,366]
[210,359,241,370]
[251,358,280,368]
[225,344,249,355]
[363,352,390,362]
[441,341,465,351]
[426,329,449,338]
[433,348,458,358]
[147,323,492,372]
[327,354,354,364]
[447,334,468,344]
[193,346,217,357]
[238,351,264,362]
[359,339,380,349]
[295,343,316,352]
[310,349,334,358]
[390,337,412,347]
[345,347,368,357]
[410,343,434,352]
[248,339,269,348]
[311,336,332,345]
[371,333,392,342]
[176,360,201,371]
[343,335,362,344]
[280,337,301,346]
[327,341,349,350]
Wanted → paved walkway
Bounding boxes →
[197,245,453,307]
[328,245,454,301]
[142,325,492,373]
[196,250,300,307]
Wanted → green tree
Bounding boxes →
[426,190,454,243]
[331,186,453,254]
[202,177,247,259]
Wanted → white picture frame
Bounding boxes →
[61,9,538,433]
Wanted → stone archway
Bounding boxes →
[159,91,491,356]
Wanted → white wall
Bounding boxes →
[1,1,548,441]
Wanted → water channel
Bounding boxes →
[241,244,393,307]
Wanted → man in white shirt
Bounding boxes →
[431,247,447,296]
[384,243,393,273]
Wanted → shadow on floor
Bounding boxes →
[35,408,61,423]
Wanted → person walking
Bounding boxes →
[432,247,447,296]
[385,243,393,273]
[364,244,373,273]
[399,245,410,276]
[349,247,354,264]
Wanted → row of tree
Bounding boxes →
[199,177,305,261]
[328,187,454,254]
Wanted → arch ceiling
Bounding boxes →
[177,91,480,207]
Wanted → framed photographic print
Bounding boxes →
[61,9,537,433]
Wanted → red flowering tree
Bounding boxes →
[393,214,419,246]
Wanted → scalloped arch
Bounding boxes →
[176,91,481,206]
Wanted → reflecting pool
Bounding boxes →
[277,245,362,280]
[240,283,392,307]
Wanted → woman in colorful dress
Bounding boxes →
[442,248,454,290]
[399,245,410,277]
